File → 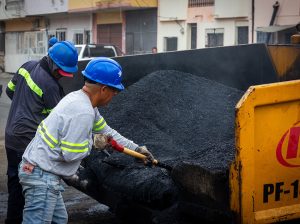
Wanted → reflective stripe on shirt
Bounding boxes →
[93,117,107,131]
[7,80,16,91]
[18,68,43,98]
[39,121,89,153]
[38,121,58,148]
[61,140,89,153]
[41,108,53,114]
[12,68,52,114]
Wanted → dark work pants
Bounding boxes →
[5,147,24,224]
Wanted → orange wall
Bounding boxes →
[6,18,46,32]
[69,0,157,12]
[96,11,123,24]
[69,0,97,12]
[187,7,214,23]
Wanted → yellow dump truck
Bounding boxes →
[231,79,300,223]
[63,43,300,223]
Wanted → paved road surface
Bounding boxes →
[0,72,120,224]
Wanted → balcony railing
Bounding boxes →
[188,0,214,7]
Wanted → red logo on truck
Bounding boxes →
[276,122,300,167]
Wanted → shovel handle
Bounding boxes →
[123,147,158,165]
[109,138,158,165]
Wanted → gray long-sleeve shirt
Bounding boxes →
[22,90,138,177]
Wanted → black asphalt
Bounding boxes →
[75,70,243,223]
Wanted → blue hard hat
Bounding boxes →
[48,37,58,47]
[82,57,124,91]
[48,41,78,73]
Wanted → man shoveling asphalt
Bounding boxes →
[18,57,154,224]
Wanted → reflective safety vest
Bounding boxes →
[5,57,65,151]
[22,90,138,176]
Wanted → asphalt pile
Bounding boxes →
[76,70,243,223]
[100,70,242,171]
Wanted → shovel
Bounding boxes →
[108,138,172,171]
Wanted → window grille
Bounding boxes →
[188,0,214,7]
[74,33,84,44]
[190,23,197,49]
[205,28,224,47]
[56,29,66,41]
[164,37,178,51]
[237,26,248,45]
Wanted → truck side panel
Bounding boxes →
[231,80,300,223]
[61,43,277,94]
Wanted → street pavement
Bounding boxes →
[0,72,119,224]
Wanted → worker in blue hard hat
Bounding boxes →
[4,40,78,224]
[18,57,154,224]
[48,36,58,48]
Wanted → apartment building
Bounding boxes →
[1,0,157,72]
[1,0,71,72]
[69,0,157,55]
[158,0,250,52]
[1,0,300,73]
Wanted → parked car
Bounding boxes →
[75,44,123,61]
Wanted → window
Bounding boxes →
[56,29,66,41]
[74,33,83,44]
[89,45,116,57]
[16,32,24,54]
[36,32,45,54]
[190,23,197,49]
[11,31,47,55]
[205,28,224,47]
[188,0,214,7]
[284,32,293,44]
[237,26,248,45]
[257,32,267,43]
[164,37,178,51]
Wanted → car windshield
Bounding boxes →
[89,45,116,57]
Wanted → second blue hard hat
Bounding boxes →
[48,41,78,74]
[82,57,124,91]
[48,37,58,48]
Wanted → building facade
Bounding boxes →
[158,0,250,52]
[2,0,69,72]
[1,0,300,73]
[1,0,157,72]
[69,0,157,54]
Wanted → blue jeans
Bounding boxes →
[18,161,67,224]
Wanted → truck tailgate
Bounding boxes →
[231,79,300,223]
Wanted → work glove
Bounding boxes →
[93,134,111,150]
[135,146,155,164]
